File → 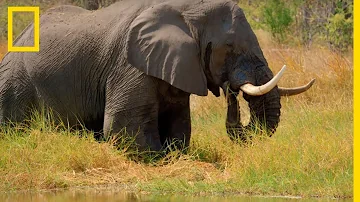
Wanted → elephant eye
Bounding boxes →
[226,44,233,50]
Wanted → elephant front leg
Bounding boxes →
[103,72,163,152]
[158,98,191,151]
[103,105,162,152]
[225,91,246,141]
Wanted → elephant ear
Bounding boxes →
[125,3,208,96]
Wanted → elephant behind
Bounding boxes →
[0,0,314,151]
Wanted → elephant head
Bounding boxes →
[125,0,314,140]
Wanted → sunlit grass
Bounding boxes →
[0,28,353,199]
[0,43,6,60]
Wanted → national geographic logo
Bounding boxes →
[7,7,39,52]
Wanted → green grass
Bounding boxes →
[187,95,351,198]
[0,91,352,198]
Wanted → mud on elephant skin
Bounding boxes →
[0,0,314,152]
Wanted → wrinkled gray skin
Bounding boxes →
[0,0,281,151]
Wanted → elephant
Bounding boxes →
[0,0,314,151]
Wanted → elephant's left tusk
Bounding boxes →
[240,65,286,96]
[278,79,315,96]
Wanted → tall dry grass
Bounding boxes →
[0,28,353,199]
[0,43,6,60]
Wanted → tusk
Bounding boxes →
[279,79,315,96]
[240,65,287,96]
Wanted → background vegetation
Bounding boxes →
[240,0,353,51]
[0,0,354,53]
[0,0,353,199]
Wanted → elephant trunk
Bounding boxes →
[246,86,281,135]
[225,87,281,141]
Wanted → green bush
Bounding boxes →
[262,0,293,41]
[326,4,353,52]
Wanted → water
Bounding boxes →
[0,188,352,202]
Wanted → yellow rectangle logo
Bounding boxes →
[8,7,40,52]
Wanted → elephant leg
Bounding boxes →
[103,70,162,151]
[158,97,191,151]
[225,92,246,141]
[103,106,162,151]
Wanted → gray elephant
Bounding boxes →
[0,0,314,151]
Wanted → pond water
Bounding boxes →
[0,188,352,202]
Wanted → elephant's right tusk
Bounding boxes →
[240,65,286,96]
[278,79,316,96]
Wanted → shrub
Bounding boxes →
[262,0,293,42]
[326,3,353,52]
